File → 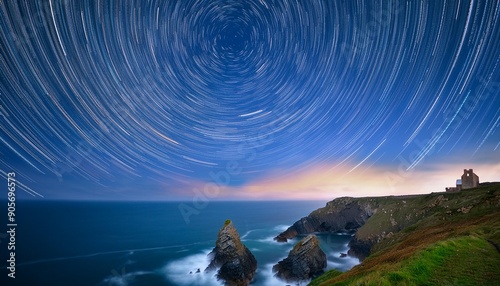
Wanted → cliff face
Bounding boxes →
[206,220,257,286]
[275,195,432,259]
[277,184,500,261]
[272,234,327,282]
[309,184,500,286]
[274,197,378,243]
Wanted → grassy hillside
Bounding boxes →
[310,183,500,285]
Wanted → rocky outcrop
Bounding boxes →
[347,234,373,260]
[275,197,377,242]
[272,234,327,282]
[273,195,423,259]
[206,220,257,286]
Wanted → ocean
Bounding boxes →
[1,201,359,286]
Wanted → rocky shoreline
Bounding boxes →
[274,197,380,258]
[275,186,500,262]
[205,195,428,284]
[206,220,332,285]
[208,191,488,284]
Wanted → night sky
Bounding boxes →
[1,0,499,201]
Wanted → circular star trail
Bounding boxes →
[0,0,499,198]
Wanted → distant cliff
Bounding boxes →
[206,220,257,286]
[275,197,377,243]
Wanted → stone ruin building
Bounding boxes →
[445,169,479,192]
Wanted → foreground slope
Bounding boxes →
[307,183,500,285]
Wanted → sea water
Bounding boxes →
[0,201,359,286]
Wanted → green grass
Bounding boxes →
[313,236,500,286]
[309,269,343,286]
[341,236,499,285]
[309,183,500,286]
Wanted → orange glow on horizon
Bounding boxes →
[175,161,500,201]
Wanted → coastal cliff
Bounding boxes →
[275,196,404,259]
[273,234,327,282]
[206,220,257,286]
[303,183,500,285]
[274,197,377,244]
[276,183,500,260]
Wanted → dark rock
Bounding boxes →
[272,234,327,282]
[347,233,375,260]
[274,197,375,242]
[275,235,288,243]
[206,220,257,286]
[340,253,347,257]
[274,197,381,261]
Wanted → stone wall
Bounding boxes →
[461,169,479,189]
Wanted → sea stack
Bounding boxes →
[206,220,257,286]
[272,234,327,282]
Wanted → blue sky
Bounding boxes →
[0,0,499,200]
